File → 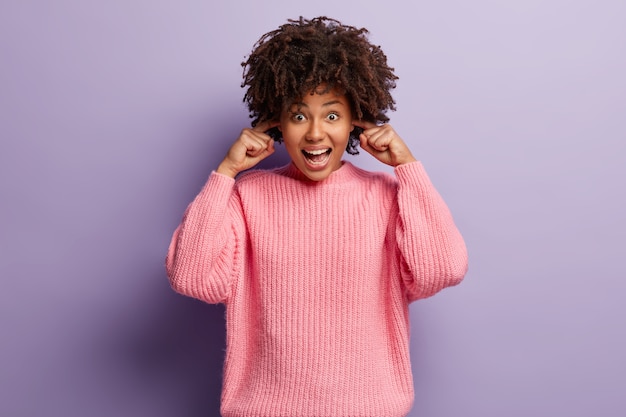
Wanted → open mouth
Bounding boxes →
[302,148,331,165]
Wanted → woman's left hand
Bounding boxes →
[353,120,417,167]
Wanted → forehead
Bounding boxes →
[289,88,350,109]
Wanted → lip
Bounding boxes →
[301,147,332,170]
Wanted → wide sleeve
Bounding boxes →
[165,171,245,304]
[393,161,468,302]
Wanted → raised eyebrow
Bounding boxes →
[290,100,345,109]
[322,100,344,108]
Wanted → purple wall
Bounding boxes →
[1,1,625,416]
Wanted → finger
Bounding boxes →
[352,119,379,131]
[238,127,272,152]
[359,135,373,154]
[359,134,382,156]
[365,128,393,152]
[255,136,274,155]
[253,119,280,133]
[236,131,265,155]
[245,137,271,157]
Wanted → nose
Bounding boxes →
[305,119,324,142]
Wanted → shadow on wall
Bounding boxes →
[135,289,226,416]
[100,277,227,417]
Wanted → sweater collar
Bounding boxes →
[279,160,361,184]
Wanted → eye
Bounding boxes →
[291,113,306,122]
[327,112,339,121]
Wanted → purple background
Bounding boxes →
[2,1,625,416]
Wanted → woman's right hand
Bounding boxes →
[216,120,279,178]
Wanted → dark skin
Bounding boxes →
[217,120,280,179]
[354,120,417,168]
[216,118,416,179]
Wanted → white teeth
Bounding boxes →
[302,148,331,166]
[305,149,329,155]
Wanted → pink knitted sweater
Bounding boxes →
[166,160,467,417]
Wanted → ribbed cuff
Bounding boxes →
[195,171,236,203]
[393,160,432,189]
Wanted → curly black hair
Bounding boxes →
[241,16,398,154]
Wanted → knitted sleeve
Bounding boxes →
[165,172,245,304]
[393,161,468,302]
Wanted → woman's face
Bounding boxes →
[279,87,353,181]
